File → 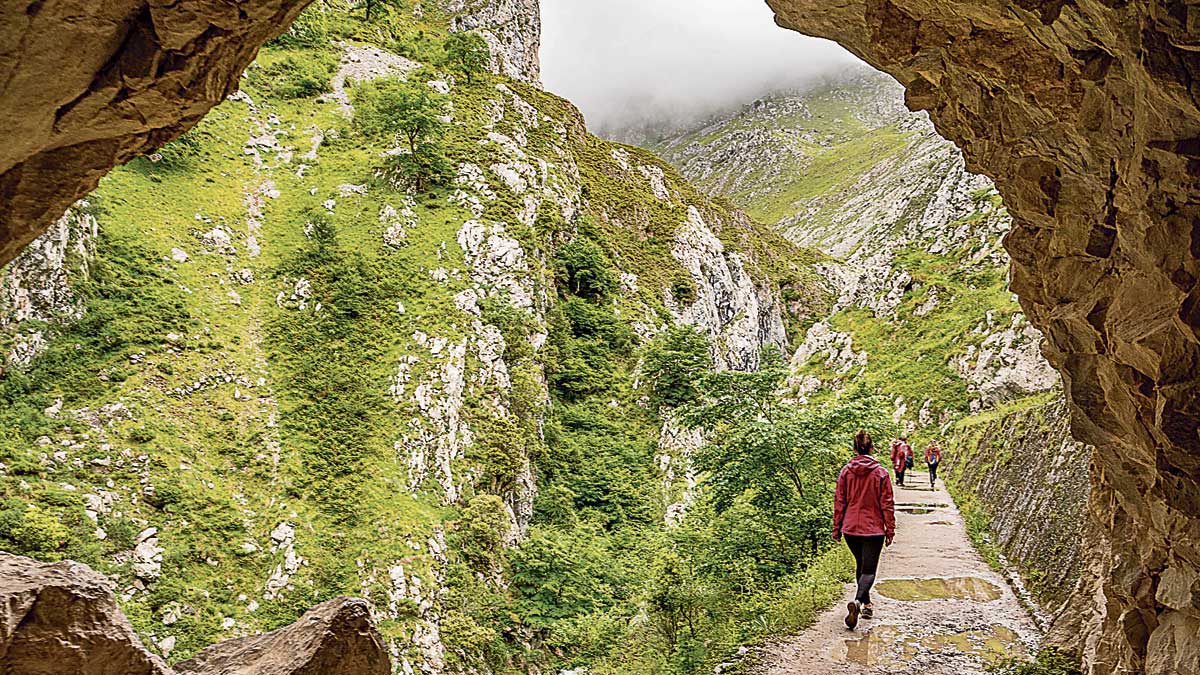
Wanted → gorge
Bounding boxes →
[1,1,1198,675]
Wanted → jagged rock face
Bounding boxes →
[767,1,1200,672]
[444,0,541,83]
[944,398,1093,617]
[1,552,389,675]
[0,0,313,268]
[0,203,97,367]
[670,206,790,371]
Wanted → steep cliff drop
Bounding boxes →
[765,2,1200,673]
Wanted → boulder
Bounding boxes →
[174,598,390,675]
[0,553,390,675]
[0,553,171,675]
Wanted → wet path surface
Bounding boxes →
[758,469,1039,674]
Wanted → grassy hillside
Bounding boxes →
[0,3,853,674]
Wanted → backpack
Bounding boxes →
[905,454,914,469]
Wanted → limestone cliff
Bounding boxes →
[444,0,540,84]
[653,69,1059,426]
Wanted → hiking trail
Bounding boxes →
[758,468,1040,674]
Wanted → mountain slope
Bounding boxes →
[653,69,1059,427]
[0,3,825,673]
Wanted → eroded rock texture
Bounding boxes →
[0,552,171,675]
[0,0,313,267]
[0,553,390,674]
[766,1,1200,672]
[174,598,390,675]
[944,398,1093,616]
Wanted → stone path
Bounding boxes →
[757,468,1040,674]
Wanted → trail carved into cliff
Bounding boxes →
[758,469,1038,675]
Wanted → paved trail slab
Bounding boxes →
[758,469,1039,675]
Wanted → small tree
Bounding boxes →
[678,353,896,581]
[363,0,401,22]
[444,31,491,84]
[353,76,451,191]
[354,76,448,152]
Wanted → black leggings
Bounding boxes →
[844,534,885,605]
[928,462,939,484]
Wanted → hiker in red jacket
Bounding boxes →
[891,436,912,486]
[925,440,943,486]
[833,430,896,630]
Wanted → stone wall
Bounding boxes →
[766,2,1200,672]
[943,396,1093,614]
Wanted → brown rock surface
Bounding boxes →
[765,1,1200,673]
[0,553,390,675]
[0,0,313,267]
[174,598,390,675]
[0,552,171,675]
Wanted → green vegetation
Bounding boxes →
[353,75,453,191]
[244,51,340,99]
[0,1,853,673]
[444,32,490,84]
[990,649,1082,675]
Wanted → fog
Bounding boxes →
[540,0,862,140]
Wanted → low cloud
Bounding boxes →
[540,0,862,138]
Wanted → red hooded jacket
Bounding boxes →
[833,454,896,540]
[891,441,912,473]
[925,444,942,463]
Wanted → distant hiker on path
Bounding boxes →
[833,430,896,630]
[925,440,943,486]
[891,436,913,486]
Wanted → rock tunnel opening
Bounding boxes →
[0,1,1197,674]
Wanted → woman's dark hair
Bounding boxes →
[853,430,874,455]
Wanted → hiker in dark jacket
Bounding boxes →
[925,441,943,486]
[833,430,896,630]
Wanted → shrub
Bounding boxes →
[455,495,510,573]
[0,502,69,556]
[642,326,711,411]
[554,239,617,300]
[990,649,1082,675]
[244,52,338,99]
[670,272,698,304]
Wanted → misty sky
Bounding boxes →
[540,0,862,137]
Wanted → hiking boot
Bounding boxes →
[861,605,874,620]
[845,600,860,630]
